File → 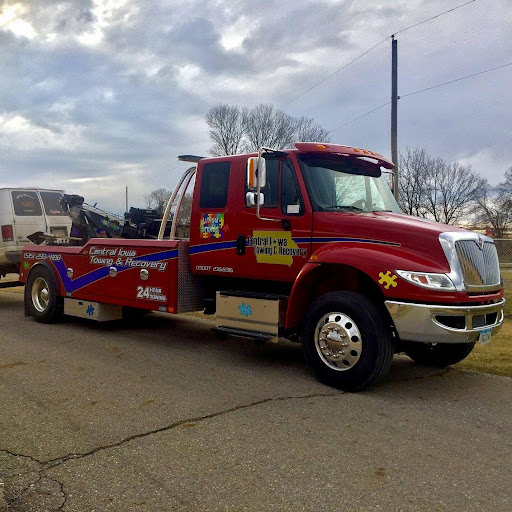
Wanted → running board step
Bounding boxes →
[214,326,276,341]
[218,290,288,300]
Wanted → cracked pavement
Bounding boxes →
[1,286,511,511]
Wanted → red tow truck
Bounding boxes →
[19,143,504,390]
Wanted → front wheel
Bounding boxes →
[404,341,475,367]
[25,266,62,323]
[301,291,394,391]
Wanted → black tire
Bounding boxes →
[301,291,394,391]
[25,266,62,323]
[404,341,475,367]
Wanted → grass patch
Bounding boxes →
[502,270,512,318]
[457,269,512,377]
[458,323,512,377]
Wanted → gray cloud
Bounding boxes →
[0,0,511,213]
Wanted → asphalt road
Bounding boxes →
[0,284,511,512]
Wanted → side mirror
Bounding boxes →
[246,157,266,190]
[246,192,265,207]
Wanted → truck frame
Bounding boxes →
[19,143,505,391]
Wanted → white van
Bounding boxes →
[0,188,72,277]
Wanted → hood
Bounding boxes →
[312,211,471,271]
[369,212,466,246]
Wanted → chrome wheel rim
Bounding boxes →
[314,312,362,371]
[31,277,50,313]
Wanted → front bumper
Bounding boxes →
[385,299,505,344]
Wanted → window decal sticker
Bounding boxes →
[200,213,225,239]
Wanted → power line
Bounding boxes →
[400,61,512,98]
[327,60,512,134]
[280,37,389,108]
[393,0,476,36]
[280,0,477,108]
[327,101,390,135]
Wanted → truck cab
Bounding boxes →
[186,143,503,388]
[20,143,504,391]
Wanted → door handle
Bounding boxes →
[236,234,245,255]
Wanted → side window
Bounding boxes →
[11,191,43,216]
[245,158,279,208]
[281,160,303,216]
[199,162,230,209]
[40,191,67,216]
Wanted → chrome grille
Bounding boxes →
[455,240,500,287]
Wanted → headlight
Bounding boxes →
[396,270,455,290]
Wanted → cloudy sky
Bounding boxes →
[0,0,511,214]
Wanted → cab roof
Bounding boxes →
[293,142,395,169]
[188,142,395,170]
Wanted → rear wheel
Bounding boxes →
[25,266,62,323]
[404,342,475,367]
[301,291,394,391]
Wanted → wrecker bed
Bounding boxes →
[20,238,204,316]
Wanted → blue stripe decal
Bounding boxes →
[54,260,108,292]
[293,237,398,246]
[189,237,398,256]
[189,241,237,255]
[311,237,399,246]
[54,249,178,293]
[133,249,178,262]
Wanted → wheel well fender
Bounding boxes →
[285,262,388,330]
[25,261,63,293]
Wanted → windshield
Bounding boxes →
[298,154,400,213]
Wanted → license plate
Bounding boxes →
[478,328,492,345]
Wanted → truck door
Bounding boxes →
[234,155,312,283]
[189,158,236,275]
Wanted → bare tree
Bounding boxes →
[206,104,246,156]
[476,188,512,238]
[244,104,297,150]
[398,147,429,217]
[476,167,512,238]
[177,193,193,226]
[498,167,512,197]
[205,103,330,155]
[295,116,330,143]
[145,188,192,229]
[424,161,485,224]
[145,188,171,214]
[398,147,485,224]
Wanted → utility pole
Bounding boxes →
[391,35,399,199]
[125,186,128,213]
